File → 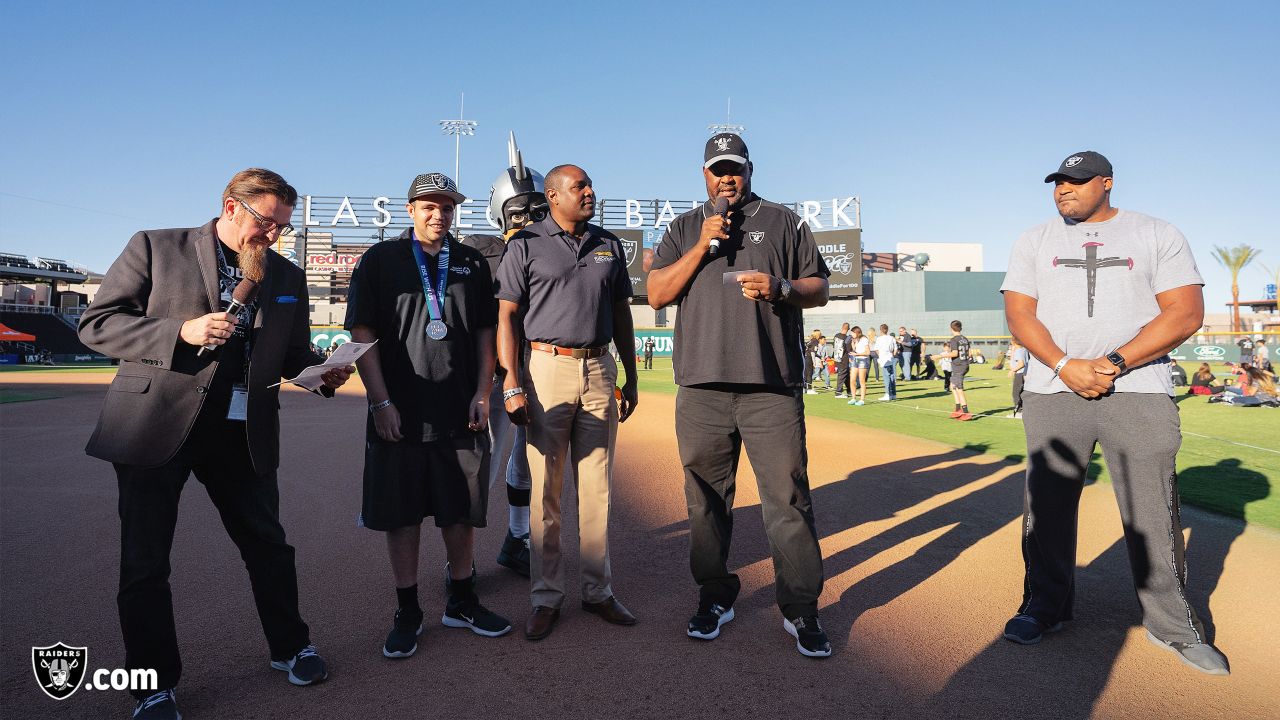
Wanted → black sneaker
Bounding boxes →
[687,602,734,640]
[383,607,424,658]
[133,688,180,720]
[442,595,512,637]
[1002,614,1063,645]
[443,561,477,592]
[783,615,832,658]
[269,644,327,686]
[496,530,531,578]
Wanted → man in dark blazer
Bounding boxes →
[79,168,351,720]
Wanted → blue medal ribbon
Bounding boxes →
[410,232,450,338]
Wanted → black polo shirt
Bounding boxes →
[345,230,496,442]
[495,216,633,348]
[652,194,829,388]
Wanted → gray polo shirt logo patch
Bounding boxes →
[749,231,765,244]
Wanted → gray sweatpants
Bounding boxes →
[1019,391,1205,643]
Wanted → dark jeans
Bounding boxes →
[644,352,654,369]
[675,384,824,619]
[835,362,851,395]
[1018,392,1205,643]
[895,354,907,379]
[114,395,309,698]
[1012,373,1024,412]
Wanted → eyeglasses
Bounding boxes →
[235,197,295,236]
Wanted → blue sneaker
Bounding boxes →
[133,689,180,720]
[1002,614,1063,645]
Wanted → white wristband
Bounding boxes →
[1052,356,1070,376]
[502,387,525,401]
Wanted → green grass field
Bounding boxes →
[635,358,1280,530]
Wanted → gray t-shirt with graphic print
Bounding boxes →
[999,209,1203,396]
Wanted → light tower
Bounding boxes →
[708,97,744,136]
[438,92,477,185]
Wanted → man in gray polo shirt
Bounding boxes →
[999,151,1228,675]
[495,164,639,641]
[648,133,832,658]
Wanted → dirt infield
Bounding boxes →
[2,372,1277,719]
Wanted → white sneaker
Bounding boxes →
[835,393,847,399]
[879,395,892,401]
[805,389,818,395]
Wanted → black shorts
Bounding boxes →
[950,364,969,389]
[360,432,490,531]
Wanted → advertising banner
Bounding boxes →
[631,328,674,358]
[815,228,862,298]
[615,229,647,298]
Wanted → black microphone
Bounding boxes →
[198,278,259,358]
[710,197,728,256]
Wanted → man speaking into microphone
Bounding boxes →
[647,133,834,657]
[79,168,351,720]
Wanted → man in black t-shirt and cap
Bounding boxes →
[648,132,833,658]
[347,171,512,661]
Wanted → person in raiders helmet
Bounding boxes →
[460,132,547,578]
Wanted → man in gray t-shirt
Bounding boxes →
[997,151,1227,675]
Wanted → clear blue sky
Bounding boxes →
[2,1,1276,311]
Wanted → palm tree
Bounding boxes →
[1212,245,1261,332]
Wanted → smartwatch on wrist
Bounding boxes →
[1106,350,1127,372]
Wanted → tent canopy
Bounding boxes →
[0,322,36,342]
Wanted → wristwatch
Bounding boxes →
[774,278,793,303]
[1106,350,1127,372]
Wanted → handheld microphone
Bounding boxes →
[198,278,259,358]
[710,197,728,256]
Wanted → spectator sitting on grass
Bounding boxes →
[1189,363,1221,396]
[1170,359,1188,387]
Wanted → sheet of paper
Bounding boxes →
[722,270,758,286]
[270,340,376,390]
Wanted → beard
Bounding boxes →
[240,242,267,283]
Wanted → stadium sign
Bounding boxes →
[297,195,860,232]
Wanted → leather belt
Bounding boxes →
[529,341,608,359]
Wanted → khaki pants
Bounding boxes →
[525,351,618,608]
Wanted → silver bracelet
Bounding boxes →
[1052,356,1070,376]
[502,387,525,401]
[369,399,392,413]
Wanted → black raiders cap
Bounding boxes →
[704,133,749,169]
[1044,151,1113,183]
[408,172,466,204]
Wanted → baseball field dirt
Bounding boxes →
[2,371,1276,718]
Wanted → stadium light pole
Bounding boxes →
[439,92,477,186]
[708,97,744,136]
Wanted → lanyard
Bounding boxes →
[410,233,450,323]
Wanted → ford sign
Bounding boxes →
[1193,345,1226,359]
